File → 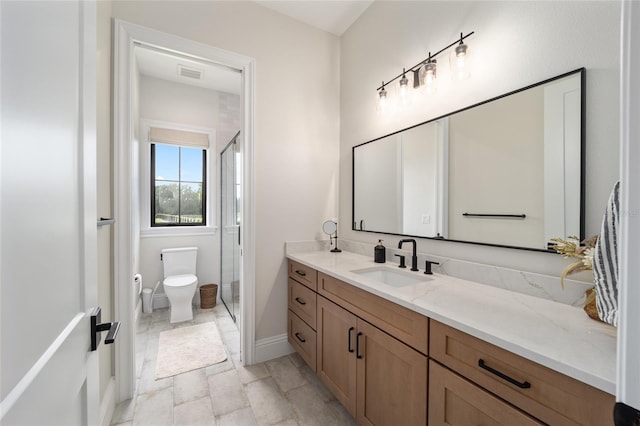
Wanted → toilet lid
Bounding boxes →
[163,274,198,287]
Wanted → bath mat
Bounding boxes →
[155,322,227,379]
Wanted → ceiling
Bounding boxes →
[135,1,372,93]
[255,0,374,36]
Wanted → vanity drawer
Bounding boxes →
[430,320,614,426]
[429,360,543,426]
[288,309,316,372]
[288,260,317,291]
[288,278,316,330]
[318,272,428,355]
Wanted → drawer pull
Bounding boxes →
[294,332,306,343]
[356,332,363,359]
[348,327,355,353]
[295,297,306,305]
[295,270,307,277]
[478,359,531,389]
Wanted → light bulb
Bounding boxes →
[377,81,388,113]
[398,69,410,105]
[451,34,471,80]
[423,59,437,94]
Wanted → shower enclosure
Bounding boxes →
[220,131,241,324]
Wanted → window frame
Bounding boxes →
[140,119,217,237]
[150,143,207,227]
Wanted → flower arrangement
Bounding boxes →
[549,235,598,306]
[550,235,597,285]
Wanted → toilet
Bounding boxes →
[161,247,198,323]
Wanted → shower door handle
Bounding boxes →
[238,225,241,245]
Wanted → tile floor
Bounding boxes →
[111,304,356,426]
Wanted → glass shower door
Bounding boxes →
[220,132,241,324]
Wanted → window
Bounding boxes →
[150,142,207,227]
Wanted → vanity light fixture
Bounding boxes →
[376,31,474,108]
[451,32,470,80]
[376,81,388,112]
[423,54,437,94]
[398,68,410,105]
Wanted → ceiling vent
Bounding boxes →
[178,65,203,80]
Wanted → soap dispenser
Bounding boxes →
[374,240,386,263]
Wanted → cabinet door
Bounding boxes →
[356,319,428,426]
[429,361,543,426]
[317,295,358,416]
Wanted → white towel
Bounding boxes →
[592,181,619,326]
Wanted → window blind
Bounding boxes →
[149,127,209,148]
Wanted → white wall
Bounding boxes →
[112,1,341,341]
[340,1,620,277]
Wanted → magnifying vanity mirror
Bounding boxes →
[353,68,585,252]
[322,220,342,253]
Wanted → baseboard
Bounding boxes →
[100,377,116,426]
[254,333,295,364]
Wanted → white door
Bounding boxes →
[1,1,100,424]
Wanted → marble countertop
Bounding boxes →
[286,249,617,394]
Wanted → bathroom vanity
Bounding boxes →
[286,250,616,426]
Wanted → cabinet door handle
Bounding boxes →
[348,327,355,353]
[295,270,306,277]
[356,332,363,359]
[478,359,531,389]
[294,332,306,343]
[295,297,306,305]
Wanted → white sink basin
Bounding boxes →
[351,266,431,287]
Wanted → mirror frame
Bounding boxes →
[352,68,586,252]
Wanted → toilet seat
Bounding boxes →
[163,274,197,287]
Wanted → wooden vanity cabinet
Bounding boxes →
[430,320,615,426]
[317,294,428,426]
[287,261,318,371]
[429,360,543,426]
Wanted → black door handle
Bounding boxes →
[478,359,531,389]
[356,332,363,359]
[90,307,121,351]
[348,327,355,353]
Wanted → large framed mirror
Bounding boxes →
[352,68,585,251]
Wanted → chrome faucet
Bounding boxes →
[398,239,419,271]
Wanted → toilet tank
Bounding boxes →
[161,247,198,277]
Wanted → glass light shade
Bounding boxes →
[423,60,437,94]
[398,70,410,106]
[450,42,471,80]
[376,85,389,113]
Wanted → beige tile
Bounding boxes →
[208,369,249,416]
[111,396,136,425]
[205,358,235,376]
[286,384,348,426]
[174,368,209,405]
[132,388,173,426]
[266,356,307,393]
[246,377,293,425]
[216,407,257,426]
[298,365,334,403]
[287,352,305,369]
[235,362,270,385]
[328,400,356,426]
[112,422,132,426]
[273,419,299,426]
[137,356,173,395]
[173,397,215,426]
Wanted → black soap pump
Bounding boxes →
[374,240,386,263]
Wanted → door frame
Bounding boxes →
[113,19,256,401]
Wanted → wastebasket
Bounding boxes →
[200,284,218,309]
